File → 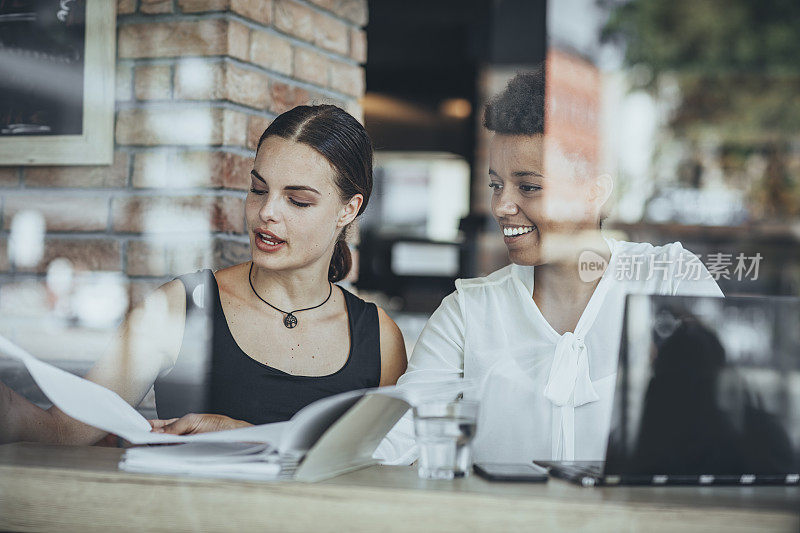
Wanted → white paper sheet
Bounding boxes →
[125,442,275,463]
[120,442,282,479]
[0,334,288,445]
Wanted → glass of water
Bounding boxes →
[413,400,479,480]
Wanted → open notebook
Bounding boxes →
[121,388,418,482]
[0,334,467,482]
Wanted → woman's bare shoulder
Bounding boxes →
[377,306,408,386]
[134,278,186,322]
[212,262,250,299]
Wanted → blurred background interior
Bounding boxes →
[1,0,799,417]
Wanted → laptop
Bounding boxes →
[536,294,800,486]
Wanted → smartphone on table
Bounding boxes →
[473,462,549,482]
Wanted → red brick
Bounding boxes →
[116,62,133,101]
[179,0,273,25]
[133,150,227,189]
[274,0,314,42]
[3,195,109,232]
[175,61,269,110]
[133,150,251,189]
[117,0,136,15]
[132,151,170,188]
[313,11,349,55]
[307,0,367,26]
[140,0,174,14]
[125,241,167,276]
[204,151,249,190]
[220,152,254,190]
[225,64,270,109]
[112,195,244,233]
[118,20,229,58]
[294,48,328,86]
[227,20,250,61]
[215,196,245,233]
[247,115,272,151]
[329,61,364,96]
[48,239,120,271]
[232,0,273,25]
[0,168,19,187]
[116,108,225,146]
[269,81,309,114]
[249,30,293,75]
[14,238,121,274]
[222,110,250,147]
[174,60,224,100]
[349,28,366,63]
[341,0,368,26]
[135,65,173,100]
[126,239,214,276]
[24,152,129,188]
[112,195,208,233]
[178,0,230,11]
[178,0,272,26]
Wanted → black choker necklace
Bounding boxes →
[248,263,333,328]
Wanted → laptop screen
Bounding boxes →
[605,294,800,477]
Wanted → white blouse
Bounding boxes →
[374,237,723,465]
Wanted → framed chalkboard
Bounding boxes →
[0,0,115,165]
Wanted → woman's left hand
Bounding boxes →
[148,414,252,435]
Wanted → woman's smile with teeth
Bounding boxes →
[258,233,283,245]
[503,225,535,237]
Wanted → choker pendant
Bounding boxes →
[248,262,333,330]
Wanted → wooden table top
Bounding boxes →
[1,443,798,532]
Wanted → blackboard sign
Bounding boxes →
[0,0,87,136]
[0,0,114,165]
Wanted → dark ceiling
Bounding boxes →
[364,0,546,157]
[366,0,489,103]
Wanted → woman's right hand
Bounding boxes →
[149,414,252,435]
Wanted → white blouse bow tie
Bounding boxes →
[543,332,600,460]
[543,332,599,407]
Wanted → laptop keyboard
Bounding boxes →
[554,461,604,476]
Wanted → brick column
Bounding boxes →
[0,0,368,304]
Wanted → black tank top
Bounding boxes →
[154,270,381,424]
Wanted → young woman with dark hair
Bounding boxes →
[0,105,407,444]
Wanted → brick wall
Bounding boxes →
[0,0,368,307]
[544,47,601,177]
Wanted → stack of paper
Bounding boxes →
[121,442,284,480]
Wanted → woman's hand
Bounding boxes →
[149,414,252,435]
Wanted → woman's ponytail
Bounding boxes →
[328,234,352,283]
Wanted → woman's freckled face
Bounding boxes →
[488,134,597,266]
[246,136,345,273]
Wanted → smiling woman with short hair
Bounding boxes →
[375,70,722,465]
